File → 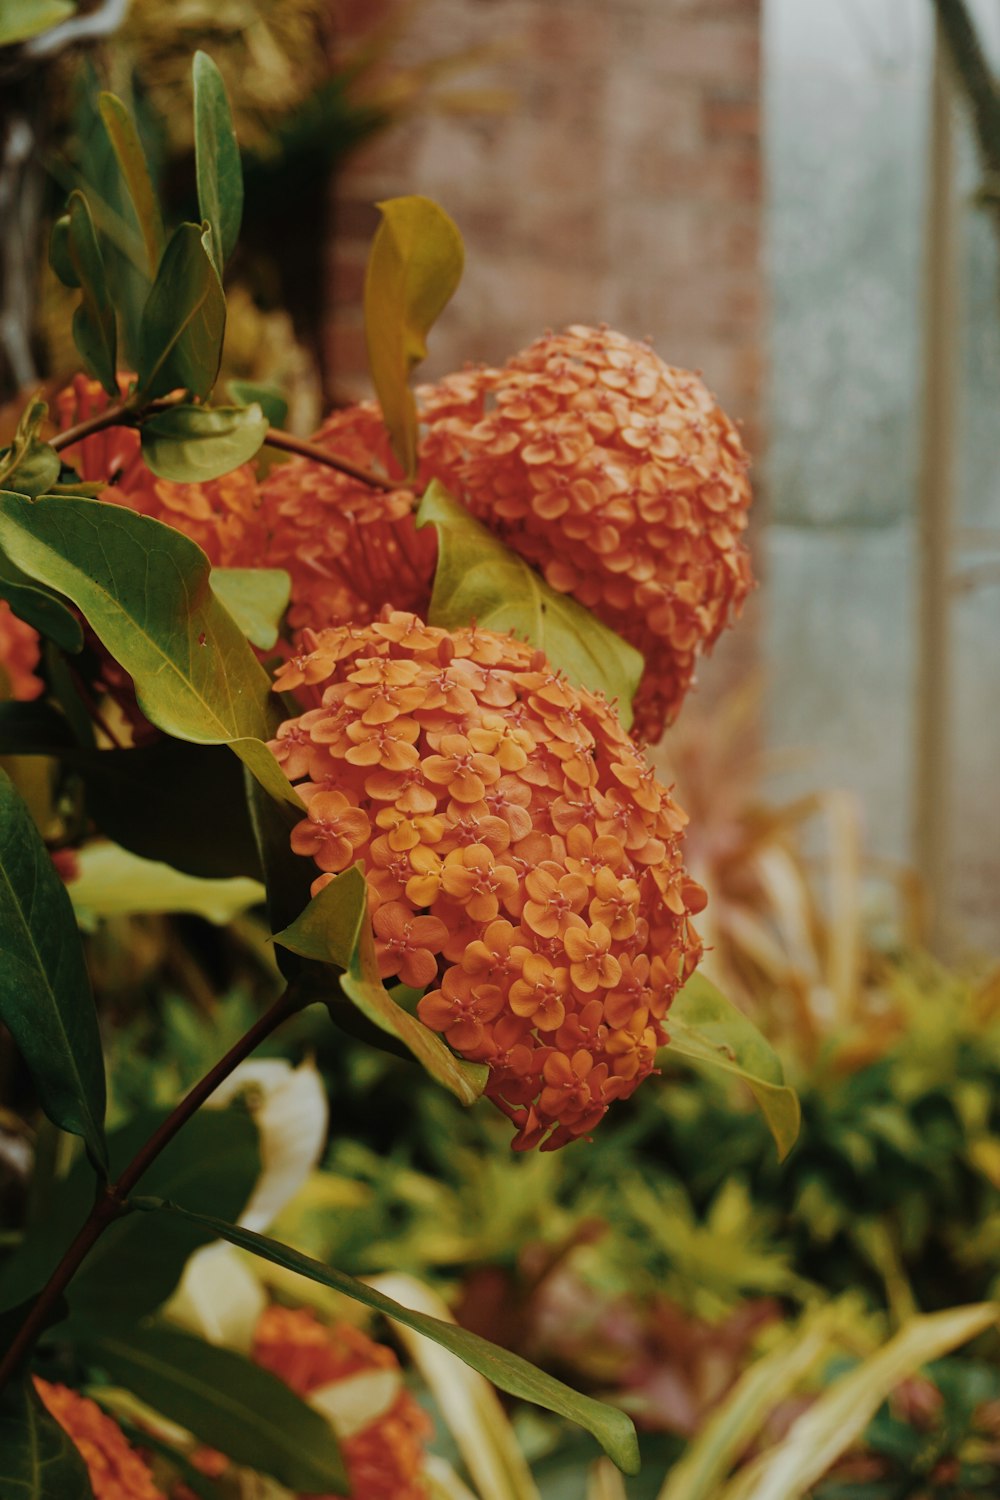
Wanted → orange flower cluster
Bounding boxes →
[421,325,754,740]
[253,398,435,636]
[34,1379,164,1500]
[54,375,265,567]
[269,611,704,1149]
[253,1306,431,1500]
[255,327,752,740]
[0,599,44,700]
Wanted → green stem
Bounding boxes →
[0,984,301,1393]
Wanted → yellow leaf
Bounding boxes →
[363,196,464,477]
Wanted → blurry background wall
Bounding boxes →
[766,0,1000,955]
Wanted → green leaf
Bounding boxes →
[0,1108,260,1326]
[0,1376,93,1500]
[0,496,302,811]
[417,482,643,729]
[69,843,264,926]
[87,1325,347,1494]
[664,973,801,1161]
[718,1304,999,1500]
[66,192,118,397]
[137,222,225,401]
[49,215,77,289]
[227,380,287,429]
[211,567,289,650]
[98,92,164,278]
[0,400,60,499]
[144,1204,642,1477]
[140,405,268,484]
[77,740,263,881]
[275,865,488,1106]
[193,51,243,272]
[0,769,107,1174]
[364,196,464,476]
[0,0,75,48]
[0,554,83,653]
[0,564,80,657]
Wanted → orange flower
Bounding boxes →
[269,611,704,1150]
[252,1306,431,1500]
[33,1379,164,1500]
[0,600,43,701]
[54,376,265,568]
[254,326,752,741]
[421,326,754,740]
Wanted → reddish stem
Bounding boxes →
[0,985,300,1393]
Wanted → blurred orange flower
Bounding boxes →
[34,1379,164,1500]
[0,600,44,701]
[253,1307,431,1500]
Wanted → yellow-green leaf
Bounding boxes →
[664,973,800,1160]
[98,92,164,277]
[140,404,269,483]
[274,865,487,1106]
[0,495,301,811]
[719,1303,999,1500]
[417,482,643,728]
[0,0,75,48]
[69,843,264,926]
[656,1306,840,1500]
[140,1203,641,1477]
[364,196,464,476]
[211,567,290,650]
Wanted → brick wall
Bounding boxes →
[329,0,764,697]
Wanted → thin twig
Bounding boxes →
[49,402,132,453]
[262,428,412,492]
[50,401,410,493]
[0,985,301,1392]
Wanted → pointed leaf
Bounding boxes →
[664,973,800,1161]
[0,769,107,1174]
[66,192,117,396]
[720,1304,999,1500]
[0,1376,93,1500]
[141,1204,641,1477]
[140,404,268,484]
[0,495,302,810]
[364,196,464,476]
[98,92,164,277]
[370,1272,543,1500]
[138,222,225,401]
[417,483,643,728]
[211,567,290,650]
[193,51,243,271]
[87,1326,347,1494]
[274,865,487,1105]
